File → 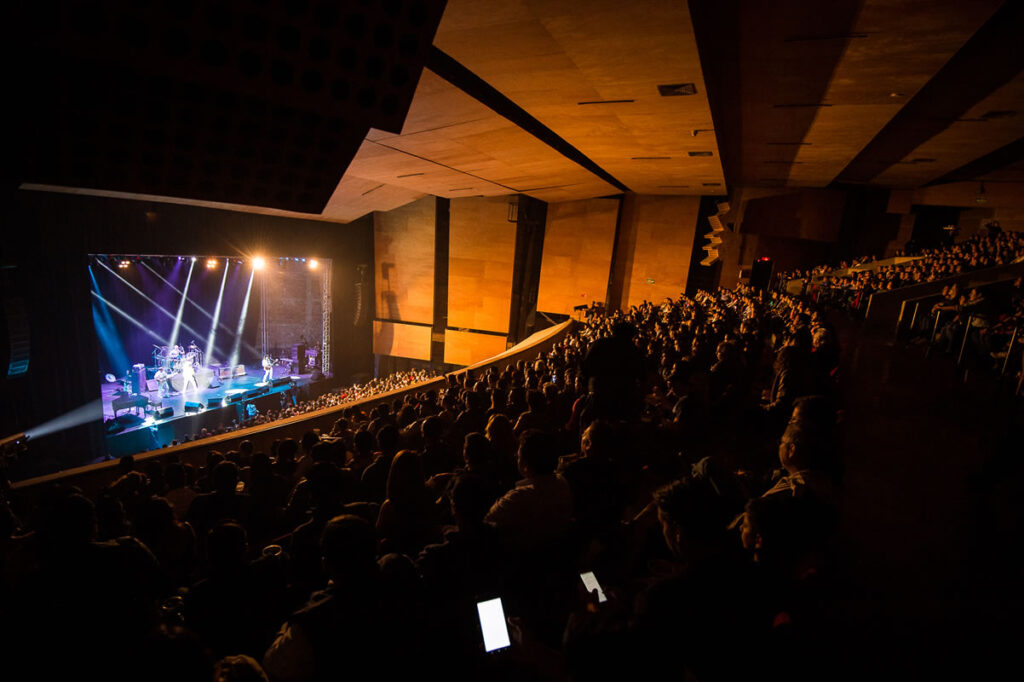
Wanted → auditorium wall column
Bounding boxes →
[607,194,702,310]
[606,193,639,311]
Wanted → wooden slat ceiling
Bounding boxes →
[786,0,1004,187]
[18,0,1024,224]
[431,0,725,196]
[328,68,620,210]
[718,0,1003,188]
[872,72,1024,187]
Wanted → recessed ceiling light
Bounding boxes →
[658,83,697,96]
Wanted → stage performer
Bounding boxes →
[181,357,199,393]
[154,367,171,398]
[262,355,275,383]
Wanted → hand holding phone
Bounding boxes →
[580,571,608,603]
[476,597,511,652]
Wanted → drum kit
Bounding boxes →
[152,341,204,372]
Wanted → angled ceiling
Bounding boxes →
[14,1,1024,224]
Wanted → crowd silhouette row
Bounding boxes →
[2,287,846,681]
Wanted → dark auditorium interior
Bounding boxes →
[3,1,1023,680]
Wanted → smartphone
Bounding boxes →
[476,597,511,652]
[580,571,608,603]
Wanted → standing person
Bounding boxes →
[181,356,199,393]
[262,355,275,383]
[154,366,171,398]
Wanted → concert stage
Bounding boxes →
[102,366,317,457]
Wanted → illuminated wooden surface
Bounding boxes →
[372,321,433,361]
[444,329,509,366]
[373,196,436,324]
[448,196,516,333]
[536,198,618,314]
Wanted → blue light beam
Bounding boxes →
[90,291,167,345]
[228,269,256,369]
[142,261,260,356]
[96,259,209,347]
[204,260,230,364]
[168,258,196,348]
[25,399,104,440]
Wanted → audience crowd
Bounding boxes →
[787,231,1024,311]
[1,288,846,681]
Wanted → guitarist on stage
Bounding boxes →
[262,355,277,383]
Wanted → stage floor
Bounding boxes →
[101,366,313,436]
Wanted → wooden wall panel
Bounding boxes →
[536,198,619,314]
[372,321,432,361]
[623,196,701,307]
[373,196,435,324]
[444,330,509,366]
[448,196,516,333]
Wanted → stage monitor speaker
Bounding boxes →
[155,406,173,419]
[226,392,246,404]
[207,397,222,409]
[750,257,773,291]
[234,365,246,377]
[271,376,291,387]
[246,387,269,400]
[184,402,202,413]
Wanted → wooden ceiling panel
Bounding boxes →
[434,0,724,195]
[873,73,1024,187]
[981,158,1024,184]
[321,175,426,223]
[332,69,619,205]
[746,0,1001,187]
[345,140,510,197]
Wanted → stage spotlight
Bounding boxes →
[191,256,197,262]
[252,256,266,270]
[118,259,131,269]
[206,258,218,269]
[308,258,319,270]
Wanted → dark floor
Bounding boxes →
[831,313,1024,677]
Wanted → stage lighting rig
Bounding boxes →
[206,258,218,269]
[252,257,266,270]
[308,258,319,270]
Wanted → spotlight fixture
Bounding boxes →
[206,258,218,269]
[308,258,319,270]
[191,256,197,262]
[118,259,131,269]
[252,256,266,270]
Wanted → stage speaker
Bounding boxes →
[155,406,173,419]
[146,379,158,392]
[234,365,246,377]
[207,397,222,409]
[750,257,773,291]
[226,392,246,404]
[271,376,290,387]
[219,367,233,380]
[247,387,269,400]
[184,402,202,413]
